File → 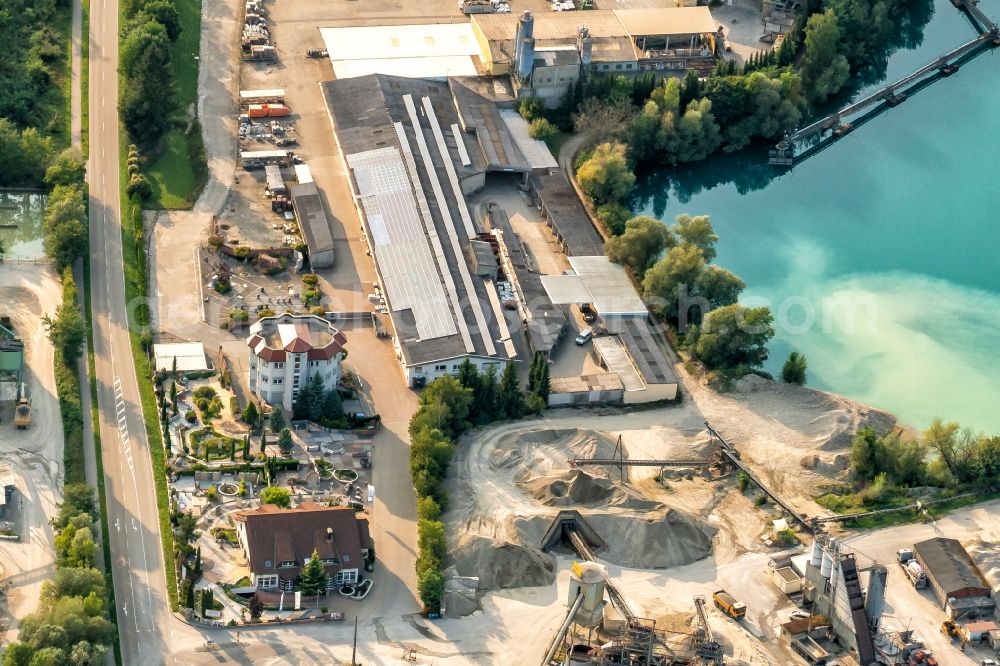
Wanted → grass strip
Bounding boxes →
[119,132,180,611]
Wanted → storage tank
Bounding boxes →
[810,538,823,567]
[865,564,888,630]
[517,37,535,81]
[820,545,833,578]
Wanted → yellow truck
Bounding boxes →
[14,383,30,429]
[713,589,746,620]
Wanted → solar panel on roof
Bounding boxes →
[346,147,458,341]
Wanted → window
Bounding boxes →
[343,554,350,563]
[274,362,283,369]
[274,378,283,385]
[603,64,610,70]
[279,560,297,568]
[434,364,447,371]
[334,569,358,585]
[261,376,269,383]
[615,64,622,70]
[256,574,278,589]
[452,364,459,370]
[323,558,339,565]
[625,63,633,69]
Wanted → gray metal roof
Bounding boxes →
[914,537,990,596]
[290,182,335,257]
[530,172,606,256]
[323,74,514,367]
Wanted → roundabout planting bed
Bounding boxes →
[334,469,358,483]
[218,482,239,497]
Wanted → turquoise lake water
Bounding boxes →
[634,0,1000,434]
[0,191,46,260]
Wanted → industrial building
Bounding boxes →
[912,537,996,618]
[473,7,721,104]
[323,74,534,386]
[290,182,336,269]
[801,536,885,666]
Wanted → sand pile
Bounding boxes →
[586,510,715,569]
[449,534,557,590]
[965,537,1000,589]
[519,469,663,511]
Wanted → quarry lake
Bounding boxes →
[634,0,1000,434]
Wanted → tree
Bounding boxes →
[694,265,744,312]
[268,408,285,433]
[690,303,774,371]
[497,361,524,419]
[229,438,236,461]
[922,419,962,479]
[528,117,557,142]
[536,360,550,402]
[800,9,851,103]
[277,428,293,455]
[42,271,86,366]
[642,245,706,325]
[595,202,631,236]
[298,549,328,596]
[576,142,635,205]
[44,150,85,188]
[144,0,182,40]
[259,429,268,454]
[260,486,291,508]
[248,593,264,621]
[672,214,718,261]
[419,376,472,437]
[242,435,250,462]
[526,393,547,415]
[417,567,444,613]
[416,496,441,522]
[781,351,808,385]
[241,402,259,429]
[604,215,674,276]
[182,579,195,609]
[322,388,344,425]
[455,358,479,391]
[472,364,499,425]
[169,381,178,414]
[120,30,177,144]
[51,567,105,599]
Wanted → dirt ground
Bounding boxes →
[440,369,902,664]
[0,265,65,641]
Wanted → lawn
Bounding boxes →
[143,0,205,210]
[146,128,196,209]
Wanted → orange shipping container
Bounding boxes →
[266,103,290,117]
[248,104,268,118]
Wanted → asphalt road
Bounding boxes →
[87,0,172,662]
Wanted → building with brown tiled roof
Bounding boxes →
[246,313,347,411]
[235,501,371,592]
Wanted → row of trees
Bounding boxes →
[120,0,181,146]
[3,487,115,665]
[851,421,1000,494]
[410,360,543,612]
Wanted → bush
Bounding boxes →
[260,486,291,508]
[208,235,224,248]
[126,173,152,199]
[528,117,557,142]
[234,246,250,259]
[301,273,319,286]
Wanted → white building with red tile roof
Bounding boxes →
[246,314,347,411]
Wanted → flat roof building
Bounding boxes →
[152,342,209,373]
[290,182,335,269]
[913,537,995,617]
[319,24,481,80]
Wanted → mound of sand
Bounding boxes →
[965,537,1000,589]
[449,534,557,590]
[586,510,715,569]
[519,469,663,510]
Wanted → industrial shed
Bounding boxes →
[913,537,995,618]
[290,182,335,269]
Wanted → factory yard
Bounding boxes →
[439,383,997,665]
[0,265,65,642]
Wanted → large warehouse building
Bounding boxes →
[913,537,996,618]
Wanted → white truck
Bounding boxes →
[897,548,928,589]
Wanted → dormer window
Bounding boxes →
[279,560,297,568]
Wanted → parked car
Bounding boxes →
[789,610,810,621]
[575,328,593,345]
[580,303,596,323]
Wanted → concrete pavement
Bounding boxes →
[87,0,174,661]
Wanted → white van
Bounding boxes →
[575,328,593,345]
